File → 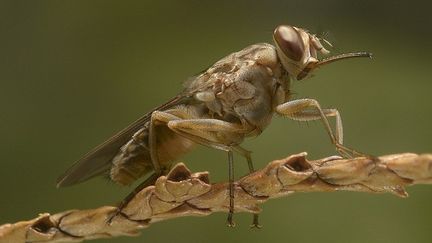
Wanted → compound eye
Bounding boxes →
[273,25,304,62]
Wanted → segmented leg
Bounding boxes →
[166,117,250,227]
[108,111,184,223]
[233,146,261,228]
[276,98,369,158]
[111,110,252,225]
[108,172,158,223]
[148,111,184,174]
[227,150,235,227]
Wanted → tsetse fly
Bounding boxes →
[57,25,372,227]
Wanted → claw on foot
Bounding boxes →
[250,223,262,229]
[227,214,236,227]
[249,214,262,229]
[227,221,236,227]
[335,143,377,161]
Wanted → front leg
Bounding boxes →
[276,98,366,158]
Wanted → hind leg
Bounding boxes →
[108,110,189,223]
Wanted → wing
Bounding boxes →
[56,95,185,187]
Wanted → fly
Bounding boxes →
[57,25,372,227]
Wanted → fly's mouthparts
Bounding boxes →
[317,52,373,67]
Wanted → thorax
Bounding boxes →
[186,43,291,136]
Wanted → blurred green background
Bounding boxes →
[1,1,431,242]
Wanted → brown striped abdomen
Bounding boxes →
[110,122,195,185]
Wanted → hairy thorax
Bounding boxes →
[188,43,289,137]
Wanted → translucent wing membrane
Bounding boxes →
[56,95,184,187]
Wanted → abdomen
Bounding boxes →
[110,119,196,185]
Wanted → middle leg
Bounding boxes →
[166,118,248,227]
[232,145,261,228]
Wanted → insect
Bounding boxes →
[57,25,371,227]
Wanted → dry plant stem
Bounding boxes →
[2,152,432,243]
